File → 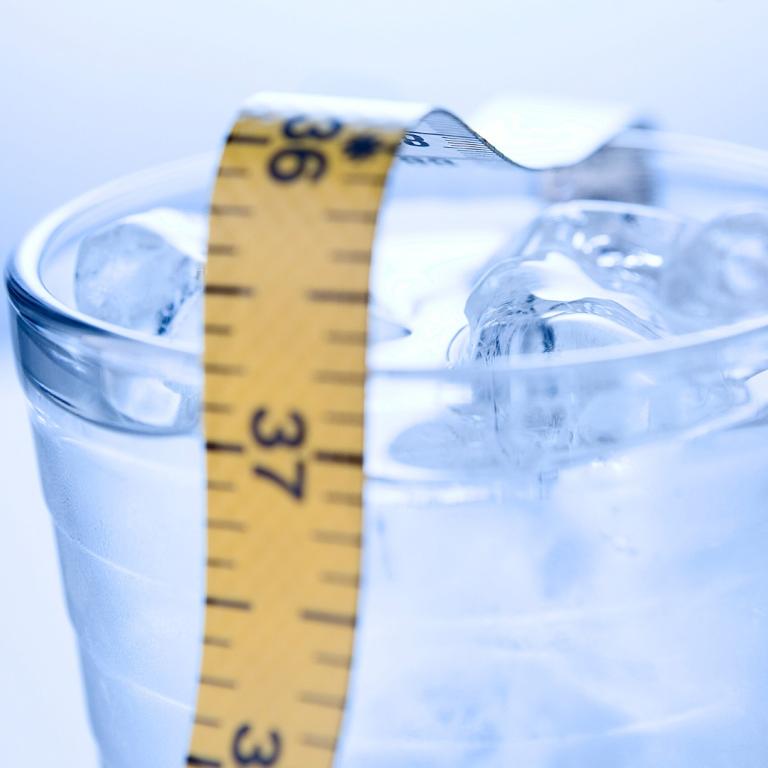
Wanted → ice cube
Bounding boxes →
[101,370,184,428]
[465,201,689,361]
[75,208,206,336]
[165,290,203,341]
[663,210,768,326]
[466,251,664,361]
[514,200,687,295]
[462,202,689,462]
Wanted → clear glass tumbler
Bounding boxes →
[8,131,768,768]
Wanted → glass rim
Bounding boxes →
[8,129,768,377]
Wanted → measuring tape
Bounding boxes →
[189,93,640,768]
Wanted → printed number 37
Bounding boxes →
[251,407,306,500]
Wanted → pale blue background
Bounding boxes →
[1,0,766,763]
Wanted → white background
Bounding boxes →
[1,0,767,763]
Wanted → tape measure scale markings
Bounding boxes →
[190,99,414,768]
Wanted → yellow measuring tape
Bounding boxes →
[191,96,423,768]
[190,93,637,767]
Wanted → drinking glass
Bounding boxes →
[8,130,768,767]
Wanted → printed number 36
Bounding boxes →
[268,115,343,182]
